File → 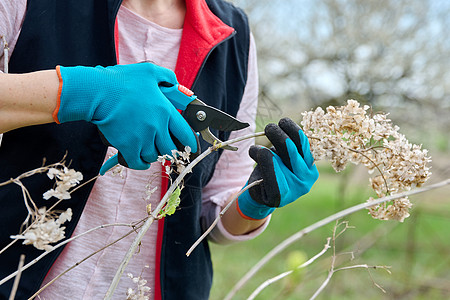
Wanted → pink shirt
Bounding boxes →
[1,2,266,299]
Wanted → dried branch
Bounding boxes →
[0,163,65,188]
[224,178,450,300]
[8,254,25,300]
[0,222,140,287]
[309,221,390,300]
[248,237,331,300]
[185,179,263,257]
[311,264,391,299]
[103,131,265,299]
[28,221,145,300]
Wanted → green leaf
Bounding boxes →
[158,186,181,218]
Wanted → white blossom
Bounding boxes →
[11,208,73,251]
[144,185,158,201]
[126,268,151,300]
[43,187,71,201]
[164,165,172,176]
[301,99,432,222]
[111,165,125,178]
[157,146,192,176]
[43,167,83,200]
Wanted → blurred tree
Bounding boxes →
[232,0,450,146]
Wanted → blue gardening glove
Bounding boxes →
[237,118,319,220]
[54,63,198,175]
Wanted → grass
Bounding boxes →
[209,163,450,299]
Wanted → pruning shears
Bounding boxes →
[99,82,249,175]
[159,82,249,151]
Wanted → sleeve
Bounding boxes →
[201,33,271,244]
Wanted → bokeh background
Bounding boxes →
[210,0,450,299]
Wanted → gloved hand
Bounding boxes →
[237,118,319,220]
[54,62,198,175]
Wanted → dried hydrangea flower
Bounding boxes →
[43,167,83,200]
[126,267,151,300]
[111,165,125,178]
[301,100,432,222]
[157,146,192,176]
[144,185,158,202]
[11,208,72,251]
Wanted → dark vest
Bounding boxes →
[0,0,249,299]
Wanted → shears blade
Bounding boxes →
[160,82,249,151]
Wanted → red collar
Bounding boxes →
[114,0,235,88]
[175,0,235,88]
[152,3,234,299]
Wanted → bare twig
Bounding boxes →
[310,264,391,300]
[336,264,391,292]
[0,240,18,258]
[13,179,37,229]
[0,166,59,187]
[248,237,331,300]
[0,222,139,286]
[28,222,145,300]
[45,174,100,213]
[185,179,263,257]
[224,178,450,300]
[309,221,391,300]
[104,131,265,299]
[309,221,341,300]
[8,254,25,300]
[63,174,99,197]
[0,157,70,188]
[104,150,212,299]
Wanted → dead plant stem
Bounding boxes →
[248,237,332,300]
[103,131,265,299]
[28,222,145,300]
[186,179,263,257]
[8,254,25,300]
[0,222,139,287]
[224,178,450,300]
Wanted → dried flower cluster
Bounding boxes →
[301,100,432,222]
[43,167,83,200]
[151,147,192,217]
[126,270,151,300]
[11,208,73,251]
[9,164,82,251]
[157,146,192,176]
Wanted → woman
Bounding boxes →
[0,0,318,298]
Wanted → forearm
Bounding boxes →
[220,194,269,235]
[0,70,58,133]
[202,34,263,236]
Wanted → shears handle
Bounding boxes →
[159,82,197,111]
